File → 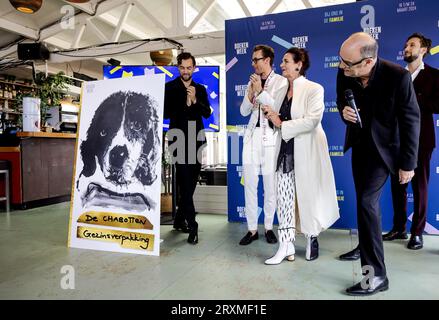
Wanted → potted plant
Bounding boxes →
[35,71,71,129]
[16,71,71,131]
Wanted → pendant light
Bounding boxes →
[9,0,43,14]
[150,49,174,66]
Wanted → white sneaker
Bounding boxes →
[264,242,295,265]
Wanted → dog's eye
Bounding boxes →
[131,121,142,132]
[100,130,107,137]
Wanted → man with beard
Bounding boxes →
[164,52,211,244]
[383,33,439,249]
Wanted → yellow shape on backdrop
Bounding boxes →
[430,45,439,55]
[109,66,122,74]
[157,66,173,78]
[122,71,133,78]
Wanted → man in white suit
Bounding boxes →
[239,45,288,245]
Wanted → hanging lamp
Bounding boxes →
[9,0,43,14]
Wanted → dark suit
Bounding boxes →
[337,58,420,276]
[164,77,211,229]
[390,64,439,236]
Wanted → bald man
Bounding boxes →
[336,32,420,296]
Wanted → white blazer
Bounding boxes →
[276,76,339,235]
[240,72,288,144]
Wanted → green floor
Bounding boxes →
[0,202,438,300]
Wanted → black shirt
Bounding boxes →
[276,92,294,173]
[163,77,211,162]
[254,78,275,129]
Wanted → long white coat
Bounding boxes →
[275,76,339,235]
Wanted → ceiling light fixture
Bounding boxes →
[9,0,43,14]
[150,49,174,66]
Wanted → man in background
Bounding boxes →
[164,52,212,245]
[383,33,439,250]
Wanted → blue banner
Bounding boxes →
[226,0,439,233]
[103,65,220,132]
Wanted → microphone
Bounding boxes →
[344,89,362,128]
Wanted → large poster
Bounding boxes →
[68,74,165,255]
[226,0,439,233]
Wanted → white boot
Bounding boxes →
[264,242,295,265]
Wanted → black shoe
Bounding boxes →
[382,230,408,241]
[265,230,278,244]
[346,276,389,296]
[306,236,319,261]
[187,224,198,245]
[239,231,258,245]
[339,246,360,261]
[407,234,423,250]
[173,221,190,233]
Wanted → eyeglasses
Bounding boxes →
[339,56,372,68]
[251,57,265,64]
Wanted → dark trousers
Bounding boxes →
[175,163,201,229]
[352,143,389,277]
[390,148,433,235]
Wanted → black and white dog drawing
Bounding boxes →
[76,91,161,212]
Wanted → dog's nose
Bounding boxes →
[109,145,128,169]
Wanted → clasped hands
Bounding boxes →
[186,86,197,106]
[247,73,263,102]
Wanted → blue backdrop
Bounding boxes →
[103,65,220,132]
[226,0,439,233]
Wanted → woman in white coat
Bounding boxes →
[262,47,339,263]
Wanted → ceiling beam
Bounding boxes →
[72,24,87,48]
[61,0,97,15]
[134,0,169,34]
[111,3,134,42]
[302,0,313,8]
[47,30,225,64]
[0,17,39,40]
[266,0,284,14]
[98,12,149,39]
[237,0,252,17]
[171,0,188,34]
[188,0,216,32]
[39,0,128,41]
[86,19,110,43]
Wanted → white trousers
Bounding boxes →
[242,128,277,231]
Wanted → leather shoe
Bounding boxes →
[265,230,278,244]
[407,234,423,250]
[382,230,408,241]
[339,246,360,261]
[239,231,258,245]
[346,276,389,296]
[306,236,319,261]
[187,223,198,245]
[173,221,190,233]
